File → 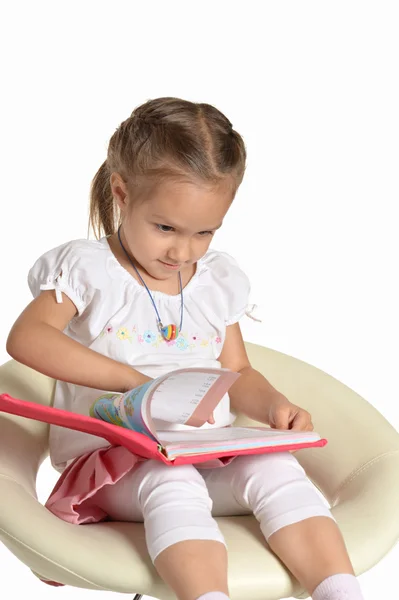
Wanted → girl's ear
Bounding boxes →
[110,172,129,212]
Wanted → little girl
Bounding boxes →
[7,97,364,600]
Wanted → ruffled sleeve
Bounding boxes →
[28,241,97,316]
[205,251,252,326]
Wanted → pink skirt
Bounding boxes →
[45,445,142,524]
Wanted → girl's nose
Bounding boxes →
[168,240,192,264]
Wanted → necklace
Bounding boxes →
[117,226,183,341]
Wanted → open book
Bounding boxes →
[0,367,327,465]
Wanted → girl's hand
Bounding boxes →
[267,395,313,432]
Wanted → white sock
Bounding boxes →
[312,574,364,599]
[196,593,230,600]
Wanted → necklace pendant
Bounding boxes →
[160,324,179,341]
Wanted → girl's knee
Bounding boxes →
[231,452,320,516]
[136,462,223,562]
[232,453,333,540]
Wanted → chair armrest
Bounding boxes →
[0,360,54,494]
[243,342,399,502]
[0,415,48,496]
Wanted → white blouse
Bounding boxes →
[28,237,253,472]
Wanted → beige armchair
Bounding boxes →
[0,342,398,600]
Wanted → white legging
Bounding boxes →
[95,452,334,563]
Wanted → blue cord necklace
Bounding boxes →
[117,226,183,341]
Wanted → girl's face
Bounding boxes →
[112,175,234,281]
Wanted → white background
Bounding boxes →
[0,1,398,599]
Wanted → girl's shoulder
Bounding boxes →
[37,237,109,261]
[197,249,251,326]
[200,248,249,283]
[28,238,112,315]
[30,237,111,276]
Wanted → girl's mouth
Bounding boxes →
[159,260,181,270]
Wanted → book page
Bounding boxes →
[157,426,324,459]
[150,371,221,424]
[142,368,240,436]
[158,426,321,444]
[113,381,158,441]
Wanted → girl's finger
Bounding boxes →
[272,409,291,430]
[290,410,311,431]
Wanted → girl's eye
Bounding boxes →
[156,224,213,236]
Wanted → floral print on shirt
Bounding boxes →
[116,327,132,341]
[99,324,222,351]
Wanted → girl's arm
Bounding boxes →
[218,323,287,423]
[6,291,151,393]
[219,324,313,430]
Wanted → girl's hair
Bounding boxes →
[89,97,247,238]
